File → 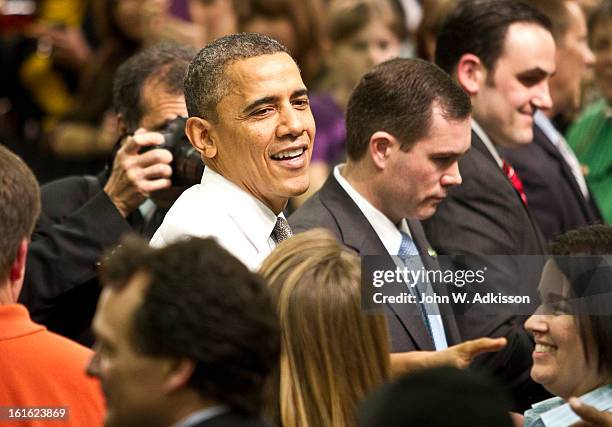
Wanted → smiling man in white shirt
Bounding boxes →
[150,33,315,269]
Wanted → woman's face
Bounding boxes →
[524,260,602,399]
[333,19,401,88]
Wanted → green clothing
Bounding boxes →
[567,100,612,223]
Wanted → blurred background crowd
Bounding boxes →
[1,0,607,207]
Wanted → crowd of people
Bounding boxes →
[1,0,612,426]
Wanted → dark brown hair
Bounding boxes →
[549,225,612,376]
[100,235,280,415]
[346,57,471,161]
[0,145,40,281]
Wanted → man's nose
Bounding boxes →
[532,81,553,111]
[277,106,306,138]
[441,161,462,187]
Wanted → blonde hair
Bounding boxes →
[259,229,390,427]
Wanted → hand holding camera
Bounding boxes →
[103,128,173,218]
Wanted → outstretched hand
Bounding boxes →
[445,337,508,369]
[390,337,507,376]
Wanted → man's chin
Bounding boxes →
[413,204,440,221]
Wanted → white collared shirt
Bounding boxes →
[333,165,411,255]
[471,119,504,168]
[172,406,229,427]
[150,167,282,270]
[334,165,448,350]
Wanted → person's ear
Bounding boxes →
[9,239,28,300]
[456,53,485,96]
[186,117,217,159]
[163,358,196,394]
[368,131,397,170]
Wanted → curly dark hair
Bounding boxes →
[100,235,280,415]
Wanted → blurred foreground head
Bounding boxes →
[259,228,390,427]
[88,236,279,427]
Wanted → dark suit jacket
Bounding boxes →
[422,130,550,411]
[21,172,166,345]
[289,173,462,352]
[499,124,602,243]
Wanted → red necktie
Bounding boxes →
[502,159,528,206]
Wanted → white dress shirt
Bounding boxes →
[172,406,229,427]
[150,167,282,270]
[334,165,448,350]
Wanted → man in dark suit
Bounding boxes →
[87,237,277,427]
[290,58,511,367]
[422,0,557,409]
[499,0,601,243]
[20,44,195,345]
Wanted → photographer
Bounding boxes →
[20,43,197,345]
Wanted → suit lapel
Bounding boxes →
[533,125,600,220]
[318,176,436,350]
[472,132,547,251]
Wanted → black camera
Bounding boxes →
[156,116,204,187]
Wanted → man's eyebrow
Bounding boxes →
[242,89,309,114]
[517,67,553,80]
[291,89,309,99]
[242,96,280,114]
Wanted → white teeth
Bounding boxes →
[535,343,555,353]
[272,148,304,160]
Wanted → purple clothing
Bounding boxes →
[310,93,346,165]
[170,0,190,20]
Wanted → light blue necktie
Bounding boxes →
[398,231,434,340]
[398,231,448,350]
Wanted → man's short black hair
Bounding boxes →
[435,0,552,75]
[184,32,290,122]
[100,236,280,415]
[346,57,471,161]
[113,43,196,132]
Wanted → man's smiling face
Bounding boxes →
[202,52,315,213]
[472,22,556,148]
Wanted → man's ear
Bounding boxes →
[9,239,28,300]
[163,358,196,394]
[368,131,397,170]
[186,117,217,159]
[456,53,485,96]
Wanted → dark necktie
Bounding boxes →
[271,216,293,243]
[502,159,528,206]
